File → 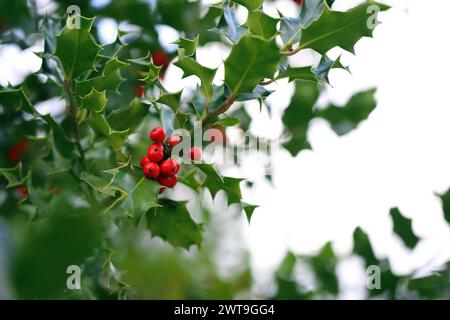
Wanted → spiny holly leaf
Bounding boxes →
[0,163,27,188]
[55,15,101,79]
[80,88,107,112]
[232,0,264,11]
[224,34,281,95]
[192,84,228,115]
[155,88,187,127]
[210,3,247,43]
[0,88,75,158]
[174,35,199,57]
[107,98,148,132]
[236,85,274,104]
[247,10,279,39]
[197,164,243,205]
[438,189,450,224]
[80,172,115,197]
[276,65,316,82]
[279,11,301,47]
[104,164,160,219]
[128,52,163,83]
[298,0,325,28]
[88,112,129,150]
[174,54,216,102]
[282,81,319,156]
[316,89,376,136]
[390,208,419,249]
[76,57,129,96]
[312,55,349,84]
[299,1,390,55]
[146,199,203,249]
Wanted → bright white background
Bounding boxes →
[1,0,450,298]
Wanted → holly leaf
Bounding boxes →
[316,89,376,136]
[352,227,378,266]
[247,10,279,39]
[174,35,199,57]
[298,0,325,28]
[312,55,349,84]
[76,57,129,96]
[282,81,319,156]
[146,199,203,249]
[236,85,274,102]
[80,172,115,197]
[299,1,389,55]
[224,33,281,95]
[174,54,216,102]
[55,15,101,79]
[390,208,419,249]
[107,98,148,132]
[279,12,301,47]
[80,88,107,112]
[0,163,27,188]
[88,112,129,150]
[276,65,316,82]
[242,202,258,223]
[232,0,264,11]
[309,242,338,294]
[128,52,163,83]
[210,3,247,43]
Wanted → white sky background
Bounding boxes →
[1,0,450,298]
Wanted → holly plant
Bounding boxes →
[0,0,390,299]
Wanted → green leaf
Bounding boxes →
[80,88,107,112]
[390,208,419,249]
[242,202,258,222]
[282,82,319,156]
[147,199,203,249]
[107,98,148,132]
[316,89,376,136]
[197,164,243,205]
[0,163,27,188]
[352,227,378,266]
[80,172,115,197]
[276,65,316,82]
[55,15,101,79]
[232,0,264,11]
[247,10,279,39]
[76,57,129,96]
[298,0,325,28]
[299,1,390,54]
[224,33,281,95]
[279,12,301,47]
[210,3,246,43]
[213,117,240,127]
[309,242,338,294]
[312,55,349,84]
[174,55,216,101]
[174,35,199,57]
[88,112,129,150]
[128,52,163,83]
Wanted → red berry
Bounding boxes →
[152,51,171,69]
[7,138,28,164]
[143,162,160,179]
[293,0,304,4]
[189,147,202,162]
[150,127,166,143]
[140,155,150,167]
[159,187,165,194]
[167,136,182,147]
[135,84,145,98]
[160,158,179,175]
[157,174,178,188]
[147,143,164,162]
[17,185,29,198]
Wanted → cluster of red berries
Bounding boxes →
[140,127,202,192]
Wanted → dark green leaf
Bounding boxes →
[390,208,419,249]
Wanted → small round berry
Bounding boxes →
[159,187,165,194]
[143,162,160,179]
[157,174,178,188]
[160,158,179,175]
[152,51,171,68]
[150,127,166,143]
[135,84,145,98]
[293,0,304,4]
[140,155,150,167]
[17,185,29,198]
[147,143,164,162]
[189,147,202,162]
[167,136,182,147]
